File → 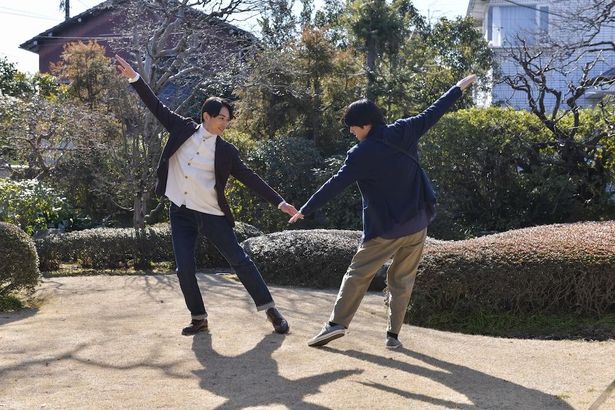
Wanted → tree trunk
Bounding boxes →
[366,37,378,100]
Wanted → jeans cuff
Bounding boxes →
[191,313,207,320]
[256,301,275,312]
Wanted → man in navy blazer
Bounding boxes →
[117,55,297,336]
[290,74,477,349]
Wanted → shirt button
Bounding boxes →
[184,176,188,179]
[188,163,191,166]
[184,191,187,195]
[196,152,200,155]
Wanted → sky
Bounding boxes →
[0,1,469,74]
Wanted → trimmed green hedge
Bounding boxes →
[413,221,615,319]
[242,229,444,290]
[0,222,40,297]
[242,222,614,319]
[242,229,363,288]
[35,222,263,270]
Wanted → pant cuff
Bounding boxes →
[256,301,275,312]
[191,313,207,320]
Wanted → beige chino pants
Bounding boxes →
[330,228,427,335]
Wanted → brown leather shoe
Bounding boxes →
[266,307,289,334]
[181,319,208,336]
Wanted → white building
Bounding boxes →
[467,0,615,109]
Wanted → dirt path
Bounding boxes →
[1,274,614,409]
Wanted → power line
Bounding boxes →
[0,8,58,21]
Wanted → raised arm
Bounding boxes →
[394,74,477,147]
[115,54,186,132]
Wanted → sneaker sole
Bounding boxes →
[385,342,402,350]
[307,330,346,347]
[181,326,208,336]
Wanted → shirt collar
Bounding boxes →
[198,124,217,140]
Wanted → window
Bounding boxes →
[487,5,549,47]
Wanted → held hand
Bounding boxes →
[288,212,304,224]
[115,54,138,80]
[279,202,298,217]
[456,74,477,92]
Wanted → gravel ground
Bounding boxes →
[1,273,614,409]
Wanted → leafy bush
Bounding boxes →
[226,136,323,232]
[411,221,615,322]
[308,155,362,230]
[35,222,263,271]
[0,222,40,297]
[0,178,69,235]
[422,107,615,239]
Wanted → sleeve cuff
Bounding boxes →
[277,201,287,209]
[128,74,140,83]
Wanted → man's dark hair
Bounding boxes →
[343,99,385,127]
[200,97,233,122]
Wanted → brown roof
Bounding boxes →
[19,0,255,54]
[19,0,116,53]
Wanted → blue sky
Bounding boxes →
[0,0,469,74]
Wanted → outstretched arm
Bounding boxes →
[396,74,477,145]
[115,54,187,132]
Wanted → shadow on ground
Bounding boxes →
[191,332,362,409]
[323,347,573,409]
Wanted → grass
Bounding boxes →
[411,310,615,341]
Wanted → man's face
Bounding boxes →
[203,106,231,135]
[349,124,372,141]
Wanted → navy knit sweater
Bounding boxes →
[300,86,463,241]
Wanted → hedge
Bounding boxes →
[242,222,614,318]
[242,229,443,290]
[35,222,263,270]
[413,221,615,319]
[0,222,40,296]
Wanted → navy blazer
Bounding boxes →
[300,86,463,240]
[130,78,284,226]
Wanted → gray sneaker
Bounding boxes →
[385,336,402,349]
[308,323,346,347]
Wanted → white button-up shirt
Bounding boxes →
[165,125,224,215]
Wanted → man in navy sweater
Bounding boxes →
[290,74,477,349]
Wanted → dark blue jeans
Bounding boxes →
[170,203,275,320]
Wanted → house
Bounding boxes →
[466,0,615,109]
[19,0,256,75]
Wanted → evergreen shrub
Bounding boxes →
[35,222,262,270]
[0,222,40,297]
[412,221,615,321]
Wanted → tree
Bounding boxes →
[496,0,615,215]
[259,0,297,49]
[98,0,262,228]
[51,41,115,108]
[0,57,33,97]
[345,0,421,99]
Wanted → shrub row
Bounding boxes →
[412,221,615,318]
[242,229,443,291]
[242,222,615,317]
[35,222,263,271]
